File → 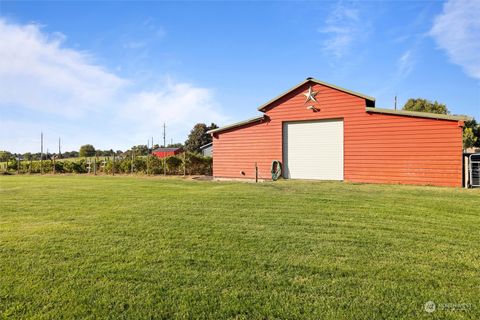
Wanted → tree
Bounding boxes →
[403,98,449,115]
[132,145,149,156]
[0,151,13,162]
[167,143,183,148]
[79,144,96,157]
[208,122,219,132]
[463,119,480,149]
[63,151,79,158]
[463,128,477,149]
[184,123,218,153]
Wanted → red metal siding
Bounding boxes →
[212,82,463,187]
[153,150,180,158]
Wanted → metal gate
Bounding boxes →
[469,154,480,187]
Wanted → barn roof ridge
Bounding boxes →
[257,78,376,112]
[152,147,182,152]
[207,115,265,134]
[199,142,213,149]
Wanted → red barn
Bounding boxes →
[208,78,470,187]
[152,147,183,159]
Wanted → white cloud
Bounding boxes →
[318,4,370,58]
[119,79,227,142]
[0,19,128,118]
[0,19,226,153]
[430,0,480,79]
[397,50,415,79]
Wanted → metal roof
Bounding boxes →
[365,107,471,121]
[208,78,471,136]
[199,142,213,149]
[207,115,265,134]
[257,77,376,112]
[152,147,182,152]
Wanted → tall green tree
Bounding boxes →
[463,119,479,149]
[132,145,149,156]
[0,151,13,162]
[79,144,96,157]
[167,143,183,148]
[402,98,449,115]
[184,123,218,153]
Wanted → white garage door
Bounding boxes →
[283,119,344,180]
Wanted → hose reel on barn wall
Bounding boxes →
[271,160,282,181]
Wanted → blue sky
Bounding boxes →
[0,0,479,153]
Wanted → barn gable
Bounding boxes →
[258,78,375,113]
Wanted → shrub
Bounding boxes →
[185,152,212,175]
[165,156,183,174]
[148,155,164,174]
[7,154,212,176]
[133,158,147,174]
[119,158,132,174]
[63,159,87,173]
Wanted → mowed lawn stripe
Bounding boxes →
[0,176,479,319]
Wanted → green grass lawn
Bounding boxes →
[0,176,479,319]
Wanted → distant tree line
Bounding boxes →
[3,152,212,176]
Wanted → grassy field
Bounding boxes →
[0,176,479,319]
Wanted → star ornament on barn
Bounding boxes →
[303,86,318,103]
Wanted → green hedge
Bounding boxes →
[4,153,212,176]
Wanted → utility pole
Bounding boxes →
[163,123,166,148]
[146,139,150,175]
[40,132,44,174]
[58,137,61,158]
[394,95,397,110]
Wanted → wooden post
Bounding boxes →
[131,152,134,174]
[146,154,149,176]
[94,158,97,175]
[52,156,55,174]
[163,157,166,176]
[255,162,258,183]
[40,132,43,175]
[112,153,115,176]
[183,152,186,176]
[17,156,20,174]
[464,154,469,188]
[29,158,32,174]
